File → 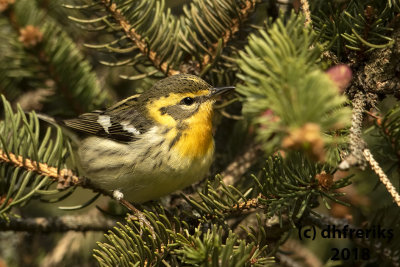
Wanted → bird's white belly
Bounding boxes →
[77,130,213,203]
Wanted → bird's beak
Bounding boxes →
[210,86,235,99]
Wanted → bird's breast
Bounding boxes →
[171,103,214,160]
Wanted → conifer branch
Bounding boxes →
[221,143,261,186]
[0,214,116,232]
[300,0,312,27]
[0,149,149,217]
[363,148,400,206]
[226,196,263,218]
[374,107,400,170]
[202,0,256,67]
[101,0,180,76]
[1,1,107,114]
[350,23,400,96]
[339,91,367,170]
[232,196,260,210]
[4,9,84,114]
[275,253,302,267]
[0,149,79,186]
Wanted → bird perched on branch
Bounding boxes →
[59,74,234,203]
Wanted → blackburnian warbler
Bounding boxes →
[61,74,234,203]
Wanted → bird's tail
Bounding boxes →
[35,113,80,144]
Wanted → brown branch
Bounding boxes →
[0,149,156,235]
[225,196,264,221]
[365,110,380,120]
[300,0,312,27]
[232,196,260,211]
[0,149,80,185]
[339,91,367,170]
[363,149,400,206]
[42,231,99,267]
[0,214,116,232]
[202,0,256,67]
[221,143,261,186]
[101,0,180,76]
[0,149,127,209]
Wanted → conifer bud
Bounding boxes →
[18,25,43,47]
[0,0,14,12]
[282,123,325,161]
[316,171,333,190]
[326,64,352,93]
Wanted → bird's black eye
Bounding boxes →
[180,97,194,105]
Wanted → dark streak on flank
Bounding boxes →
[103,149,121,156]
[162,127,171,135]
[150,140,165,159]
[152,150,162,160]
[156,160,163,169]
[152,159,163,170]
[169,131,182,150]
[88,164,124,174]
[141,147,152,159]
[158,138,165,147]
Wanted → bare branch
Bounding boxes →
[0,149,80,185]
[363,148,400,206]
[300,0,312,27]
[339,91,367,170]
[221,143,261,186]
[0,214,116,232]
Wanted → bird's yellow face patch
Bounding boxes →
[146,90,210,127]
[146,90,214,159]
[175,101,214,159]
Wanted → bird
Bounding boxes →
[59,74,234,203]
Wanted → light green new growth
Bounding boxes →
[237,14,351,159]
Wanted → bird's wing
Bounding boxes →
[62,95,151,142]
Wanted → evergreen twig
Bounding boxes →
[339,91,367,170]
[363,148,400,206]
[101,0,180,76]
[0,214,116,232]
[300,0,312,27]
[232,196,260,210]
[202,0,256,67]
[0,149,79,185]
[0,148,154,232]
[1,0,108,114]
[221,143,261,186]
